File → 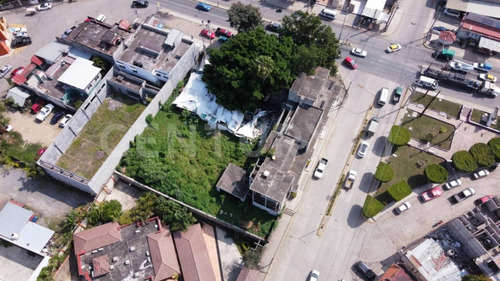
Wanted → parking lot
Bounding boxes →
[5,109,63,147]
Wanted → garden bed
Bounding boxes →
[401,110,455,150]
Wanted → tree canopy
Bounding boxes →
[155,197,197,232]
[388,125,411,146]
[280,11,340,74]
[227,2,262,32]
[203,28,295,111]
[462,275,491,281]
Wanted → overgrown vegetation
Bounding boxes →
[469,143,495,167]
[362,195,385,218]
[120,83,275,237]
[452,150,478,173]
[424,164,448,183]
[57,93,145,178]
[374,162,394,182]
[87,200,123,226]
[387,181,412,201]
[387,125,411,146]
[401,111,454,150]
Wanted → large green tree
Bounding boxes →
[155,197,197,232]
[280,11,340,74]
[227,2,262,32]
[203,28,295,111]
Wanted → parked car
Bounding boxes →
[355,261,376,280]
[14,31,28,38]
[344,57,357,69]
[308,270,320,281]
[475,195,494,205]
[37,3,51,10]
[386,43,401,53]
[50,111,65,125]
[350,48,367,57]
[432,49,455,61]
[314,158,328,179]
[443,8,460,18]
[31,100,45,114]
[218,36,229,43]
[59,114,73,128]
[395,202,411,214]
[357,141,369,158]
[96,14,106,22]
[443,179,462,190]
[0,65,12,78]
[200,29,215,39]
[473,169,490,179]
[61,26,76,39]
[132,0,149,8]
[473,62,492,72]
[421,186,443,202]
[432,26,447,31]
[478,74,497,82]
[196,2,211,11]
[35,104,55,122]
[266,22,282,32]
[449,62,472,73]
[11,36,32,48]
[10,66,24,78]
[451,187,476,203]
[215,27,232,37]
[392,86,403,103]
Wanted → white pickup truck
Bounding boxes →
[314,158,328,179]
[344,170,357,189]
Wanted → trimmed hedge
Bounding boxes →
[424,164,448,183]
[387,181,412,202]
[374,162,394,182]
[362,195,385,218]
[488,137,500,162]
[470,143,495,167]
[452,150,478,173]
[388,125,411,146]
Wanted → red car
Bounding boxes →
[200,29,215,39]
[31,100,44,114]
[421,186,443,202]
[215,27,232,37]
[10,66,24,78]
[475,195,494,205]
[344,57,357,69]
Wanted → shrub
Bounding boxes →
[488,137,500,161]
[424,164,448,183]
[470,143,495,167]
[387,181,412,201]
[374,162,394,182]
[388,125,411,146]
[362,195,385,218]
[452,150,478,173]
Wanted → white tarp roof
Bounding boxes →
[479,37,500,53]
[57,57,100,90]
[173,73,266,139]
[6,87,30,107]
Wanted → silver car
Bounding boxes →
[0,65,12,78]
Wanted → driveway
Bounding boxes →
[0,166,92,229]
[5,110,62,147]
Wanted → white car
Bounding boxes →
[473,169,490,179]
[36,104,55,122]
[478,74,497,82]
[357,141,370,158]
[308,270,320,281]
[386,44,401,53]
[443,8,460,18]
[395,202,411,214]
[444,179,462,190]
[59,114,73,128]
[37,3,51,11]
[350,48,367,57]
[0,65,12,78]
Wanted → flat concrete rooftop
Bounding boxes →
[284,105,323,144]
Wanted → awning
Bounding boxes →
[12,63,37,86]
[478,37,500,53]
[6,87,30,107]
[31,55,44,67]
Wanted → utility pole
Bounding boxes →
[339,13,347,44]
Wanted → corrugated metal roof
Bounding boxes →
[17,221,54,253]
[0,202,32,239]
[35,41,71,64]
[447,0,500,20]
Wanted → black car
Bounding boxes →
[11,36,32,48]
[355,261,376,280]
[50,111,65,125]
[132,0,149,8]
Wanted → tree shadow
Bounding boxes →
[372,136,387,157]
[347,204,364,228]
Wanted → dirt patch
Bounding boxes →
[4,110,62,147]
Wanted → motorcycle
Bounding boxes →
[433,220,443,227]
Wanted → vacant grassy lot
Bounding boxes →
[120,88,275,237]
[401,110,455,150]
[57,94,145,179]
[0,131,43,163]
[378,145,444,195]
[470,109,500,130]
[410,92,462,118]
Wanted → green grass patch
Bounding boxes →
[410,92,461,118]
[57,93,145,178]
[362,195,384,218]
[119,85,275,237]
[387,181,412,201]
[0,131,43,162]
[470,109,500,130]
[380,145,444,191]
[401,110,455,150]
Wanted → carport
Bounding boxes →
[5,87,30,107]
[478,37,500,54]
